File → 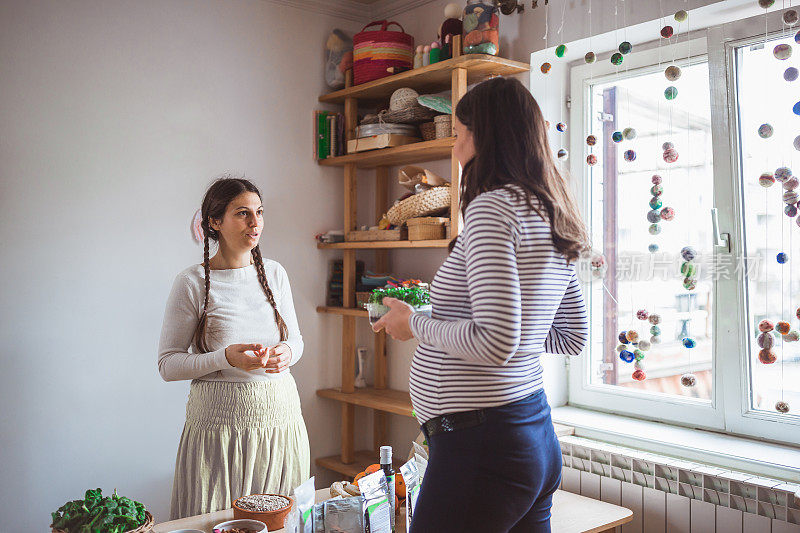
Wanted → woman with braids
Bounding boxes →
[373,77,589,532]
[158,176,309,519]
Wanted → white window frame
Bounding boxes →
[566,18,800,445]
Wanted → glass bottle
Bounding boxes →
[462,0,501,56]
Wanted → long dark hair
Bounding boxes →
[452,77,588,262]
[194,177,288,352]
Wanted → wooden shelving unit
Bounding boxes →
[315,51,531,477]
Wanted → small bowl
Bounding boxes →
[212,518,267,533]
[232,494,294,531]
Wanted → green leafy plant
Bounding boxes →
[368,286,430,307]
[50,488,147,533]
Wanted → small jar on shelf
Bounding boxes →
[462,0,500,56]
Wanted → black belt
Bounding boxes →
[422,408,486,437]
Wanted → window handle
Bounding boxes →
[711,208,731,253]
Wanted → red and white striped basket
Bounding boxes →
[353,20,414,86]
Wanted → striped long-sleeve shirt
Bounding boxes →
[408,186,588,423]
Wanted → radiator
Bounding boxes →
[558,436,800,533]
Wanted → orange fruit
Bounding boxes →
[353,471,366,487]
[395,473,406,498]
[365,463,381,475]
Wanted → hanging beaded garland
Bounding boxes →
[611,52,624,65]
[773,44,792,60]
[541,62,552,74]
[661,25,674,38]
[585,52,596,63]
[665,65,682,81]
[784,67,799,81]
[619,41,633,54]
[758,123,774,138]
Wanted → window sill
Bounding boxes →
[551,405,800,483]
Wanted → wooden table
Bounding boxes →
[153,488,632,533]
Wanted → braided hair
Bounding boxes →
[193,177,288,352]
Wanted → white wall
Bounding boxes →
[0,1,362,529]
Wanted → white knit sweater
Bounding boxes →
[157,260,304,382]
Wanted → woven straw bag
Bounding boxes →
[53,512,154,533]
[387,187,451,225]
[353,20,414,85]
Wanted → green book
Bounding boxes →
[317,111,329,160]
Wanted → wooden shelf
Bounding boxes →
[318,239,450,249]
[319,55,531,105]
[317,387,413,417]
[316,306,368,317]
[319,137,455,168]
[316,450,405,478]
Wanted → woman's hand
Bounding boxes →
[372,297,415,341]
[225,343,268,370]
[262,343,292,374]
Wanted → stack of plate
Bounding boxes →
[356,123,418,138]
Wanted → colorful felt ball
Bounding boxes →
[660,207,675,221]
[662,141,675,150]
[611,52,624,65]
[636,309,649,320]
[634,360,644,370]
[651,184,664,196]
[760,172,776,187]
[638,340,651,351]
[759,348,777,364]
[632,369,646,381]
[650,335,662,344]
[624,150,637,162]
[585,51,596,63]
[783,190,799,204]
[619,41,633,54]
[758,123,774,138]
[758,0,775,7]
[649,223,662,235]
[649,314,662,325]
[626,330,640,343]
[775,401,790,413]
[681,261,697,277]
[557,148,569,160]
[775,166,792,182]
[587,154,598,166]
[682,337,696,349]
[785,204,798,217]
[540,62,552,74]
[758,331,775,349]
[664,86,678,100]
[665,65,682,81]
[646,210,661,223]
[661,25,674,38]
[776,320,791,334]
[652,174,663,185]
[674,10,688,22]
[680,373,697,387]
[759,319,774,332]
[650,325,662,336]
[648,243,659,253]
[623,127,637,140]
[556,122,567,132]
[797,29,800,43]
[683,277,697,290]
[773,44,792,60]
[555,44,567,57]
[586,135,597,146]
[784,9,798,25]
[777,252,788,264]
[784,67,799,81]
[634,349,646,361]
[663,148,679,163]
[619,350,635,363]
[796,215,800,227]
[797,307,800,320]
[681,246,697,261]
[784,330,800,342]
[793,101,800,116]
[619,331,629,344]
[616,344,626,352]
[612,131,624,143]
[795,135,800,151]
[784,177,800,190]
[649,196,663,210]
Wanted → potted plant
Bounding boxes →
[364,285,431,326]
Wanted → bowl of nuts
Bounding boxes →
[212,518,267,533]
[232,493,293,530]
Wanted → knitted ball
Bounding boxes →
[760,172,775,187]
[638,340,651,351]
[624,150,636,162]
[797,307,800,320]
[556,122,567,132]
[652,174,663,185]
[785,204,798,218]
[650,325,662,336]
[683,277,697,290]
[557,149,569,160]
[664,86,678,100]
[783,191,799,204]
[784,330,800,342]
[619,350,635,363]
[585,52,596,64]
[389,88,419,111]
[786,67,800,81]
[636,309,650,320]
[775,401,790,413]
[555,44,567,58]
[759,348,777,364]
[619,41,633,54]
[758,123,774,138]
[651,184,664,196]
[611,52,624,65]
[623,127,637,140]
[541,62,552,74]
[665,65,682,81]
[649,224,662,235]
[663,148,679,163]
[773,44,792,60]
[783,177,799,190]
[786,9,799,25]
[649,196,663,210]
[660,207,675,221]
[616,344,626,352]
[682,337,696,349]
[776,321,791,334]
[619,331,630,344]
[757,331,775,349]
[661,25,674,38]
[758,319,774,332]
[674,10,688,22]
[648,244,659,253]
[775,166,792,182]
[662,142,675,150]
[758,0,774,7]
[681,246,697,261]
[681,261,697,277]
[634,360,644,370]
[650,335,662,344]
[634,349,646,361]
[612,131,624,143]
[587,154,598,166]
[586,135,597,146]
[632,369,646,381]
[680,373,697,387]
[777,252,789,264]
[649,314,662,325]
[626,330,640,343]
[647,210,662,223]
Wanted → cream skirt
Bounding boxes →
[170,374,310,519]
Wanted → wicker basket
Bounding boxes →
[407,217,448,240]
[360,104,439,126]
[387,186,451,225]
[346,227,407,241]
[53,512,154,533]
[356,291,372,306]
[420,122,436,141]
[434,114,453,138]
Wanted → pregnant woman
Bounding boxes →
[374,77,589,532]
[158,176,309,519]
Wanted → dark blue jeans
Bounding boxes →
[410,389,562,533]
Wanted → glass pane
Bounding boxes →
[735,32,800,417]
[583,59,714,401]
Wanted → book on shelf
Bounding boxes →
[314,110,345,161]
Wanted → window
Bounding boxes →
[564,14,800,444]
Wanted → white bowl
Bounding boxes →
[212,518,268,533]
